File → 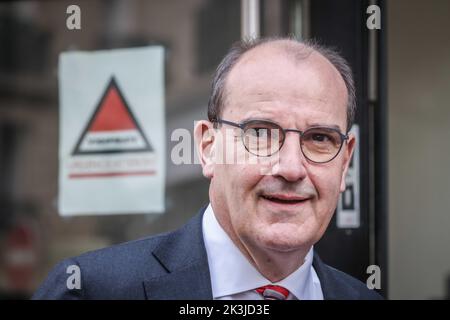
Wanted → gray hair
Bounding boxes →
[207,37,356,132]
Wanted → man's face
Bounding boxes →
[202,44,355,255]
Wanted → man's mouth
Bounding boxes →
[260,194,310,205]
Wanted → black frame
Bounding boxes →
[215,118,349,163]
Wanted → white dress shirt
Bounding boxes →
[202,203,324,300]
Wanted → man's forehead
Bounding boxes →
[232,40,317,72]
[220,41,348,128]
[226,41,342,92]
[225,44,345,99]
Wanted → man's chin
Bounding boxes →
[257,229,313,253]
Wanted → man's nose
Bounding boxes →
[271,133,308,182]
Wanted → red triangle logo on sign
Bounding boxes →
[72,77,153,155]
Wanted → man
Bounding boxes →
[33,37,382,300]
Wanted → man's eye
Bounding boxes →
[247,128,270,137]
[256,128,269,137]
[312,134,329,142]
[307,131,341,146]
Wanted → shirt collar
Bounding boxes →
[202,203,316,299]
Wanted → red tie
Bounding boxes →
[255,285,290,300]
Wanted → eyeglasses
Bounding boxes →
[214,118,349,163]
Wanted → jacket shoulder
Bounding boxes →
[328,265,383,299]
[313,254,383,300]
[32,233,172,300]
[33,209,207,300]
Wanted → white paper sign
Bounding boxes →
[337,124,360,228]
[58,46,165,216]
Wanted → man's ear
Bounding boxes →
[194,120,216,179]
[340,133,356,192]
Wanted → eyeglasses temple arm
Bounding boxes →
[215,119,243,129]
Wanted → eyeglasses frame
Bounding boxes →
[213,118,349,164]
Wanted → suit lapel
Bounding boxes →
[143,262,212,300]
[312,252,357,300]
[143,206,213,300]
[313,253,339,299]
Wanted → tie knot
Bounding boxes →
[255,285,290,300]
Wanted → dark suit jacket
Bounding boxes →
[33,207,383,300]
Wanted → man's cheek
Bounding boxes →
[314,180,338,204]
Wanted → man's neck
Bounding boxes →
[235,237,310,282]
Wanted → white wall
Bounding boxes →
[388,0,450,299]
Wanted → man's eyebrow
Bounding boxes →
[241,118,344,132]
[240,116,275,123]
[308,123,343,131]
